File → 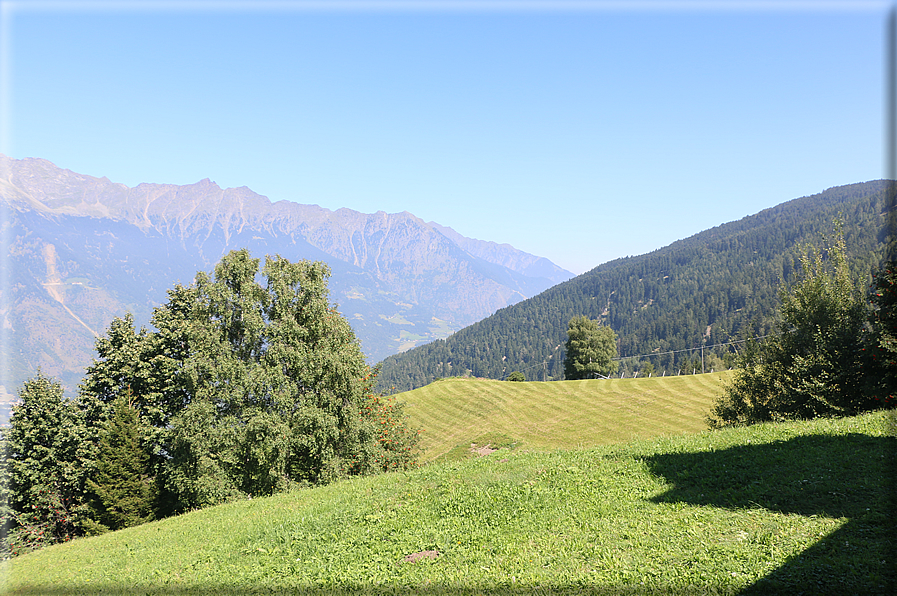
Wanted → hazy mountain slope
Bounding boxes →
[376,181,892,392]
[428,221,574,286]
[0,155,572,402]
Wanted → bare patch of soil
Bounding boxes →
[402,550,440,563]
[470,443,497,457]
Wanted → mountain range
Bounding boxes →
[0,155,573,405]
[4,154,892,411]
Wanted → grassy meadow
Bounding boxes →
[2,374,895,595]
[399,373,733,462]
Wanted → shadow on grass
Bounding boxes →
[645,432,897,595]
[8,431,896,596]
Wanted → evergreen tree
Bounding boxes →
[378,182,890,393]
[866,260,897,408]
[563,316,618,380]
[710,227,872,426]
[84,391,156,533]
[80,249,418,513]
[2,372,96,553]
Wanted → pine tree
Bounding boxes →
[710,227,871,426]
[866,260,897,408]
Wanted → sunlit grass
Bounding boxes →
[398,372,733,461]
[4,409,893,595]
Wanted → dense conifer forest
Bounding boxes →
[376,181,892,392]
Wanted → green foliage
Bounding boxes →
[563,316,618,380]
[2,372,97,554]
[5,412,894,594]
[165,399,245,508]
[5,250,419,556]
[79,249,418,514]
[710,227,875,426]
[378,181,890,391]
[358,389,421,473]
[866,260,897,407]
[506,371,525,381]
[84,391,156,533]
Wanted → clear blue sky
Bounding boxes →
[1,1,890,274]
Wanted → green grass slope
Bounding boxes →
[399,372,734,462]
[4,410,893,595]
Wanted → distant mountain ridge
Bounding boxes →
[0,155,573,403]
[427,222,570,282]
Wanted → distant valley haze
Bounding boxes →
[0,4,884,275]
[1,154,890,412]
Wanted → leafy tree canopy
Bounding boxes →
[3,251,420,555]
[79,249,417,512]
[563,316,618,380]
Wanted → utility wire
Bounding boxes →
[613,331,786,362]
[497,331,788,380]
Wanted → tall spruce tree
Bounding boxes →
[84,391,156,533]
[710,227,872,426]
[866,260,897,407]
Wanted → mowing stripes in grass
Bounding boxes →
[398,372,732,461]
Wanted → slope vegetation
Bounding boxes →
[5,410,893,595]
[378,181,892,392]
[399,372,733,462]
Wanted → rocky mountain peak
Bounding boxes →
[1,154,574,404]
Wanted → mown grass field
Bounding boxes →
[398,373,733,462]
[3,404,893,595]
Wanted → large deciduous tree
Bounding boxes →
[79,249,417,512]
[563,316,618,380]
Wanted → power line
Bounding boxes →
[497,331,788,381]
[613,331,786,363]
[498,344,561,381]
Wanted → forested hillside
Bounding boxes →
[376,181,892,392]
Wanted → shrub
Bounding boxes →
[710,228,873,426]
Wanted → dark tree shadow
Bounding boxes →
[645,432,897,595]
[8,431,896,596]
